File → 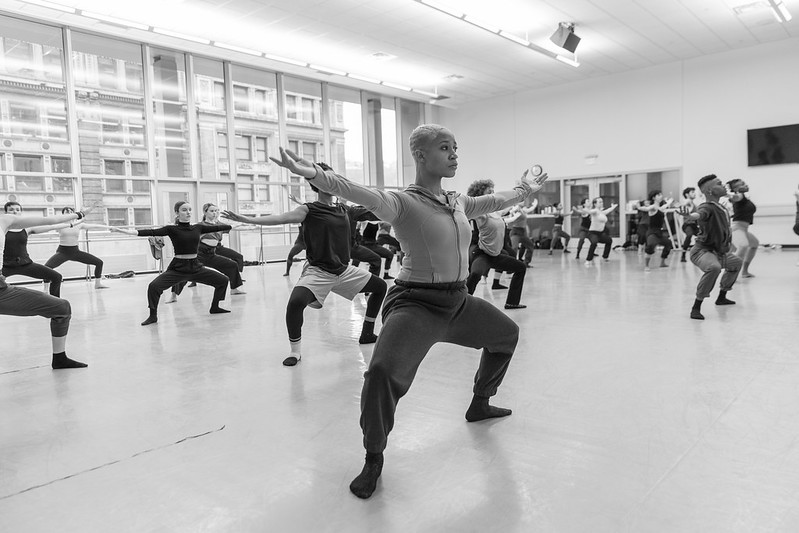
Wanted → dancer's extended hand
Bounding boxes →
[270,147,317,179]
[520,168,549,194]
[220,210,250,223]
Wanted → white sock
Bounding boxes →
[289,339,301,357]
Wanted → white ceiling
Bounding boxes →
[2,0,798,107]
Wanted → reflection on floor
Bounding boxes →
[2,249,799,532]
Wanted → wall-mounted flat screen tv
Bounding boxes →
[747,124,799,166]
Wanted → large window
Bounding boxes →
[151,48,190,178]
[329,86,364,183]
[194,57,227,180]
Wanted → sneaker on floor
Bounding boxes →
[282,355,301,366]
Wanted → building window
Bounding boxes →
[13,155,44,172]
[45,110,68,140]
[103,160,125,176]
[237,185,254,202]
[255,137,268,162]
[131,180,150,193]
[15,176,45,191]
[233,85,249,112]
[52,177,73,192]
[106,208,129,226]
[9,104,38,136]
[3,38,34,75]
[290,176,302,199]
[217,132,228,158]
[235,135,251,161]
[105,178,126,193]
[256,184,269,202]
[51,157,71,173]
[128,123,145,147]
[130,161,148,176]
[125,62,143,93]
[133,208,151,225]
[102,118,123,144]
[97,56,118,90]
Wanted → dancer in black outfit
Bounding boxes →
[728,179,759,278]
[465,179,528,309]
[111,201,231,325]
[639,190,674,271]
[42,207,112,290]
[1,206,90,368]
[680,187,699,262]
[3,202,64,297]
[360,221,395,279]
[574,198,591,259]
[222,176,387,366]
[548,202,572,255]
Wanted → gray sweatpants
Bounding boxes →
[0,284,71,337]
[359,282,519,453]
[689,247,742,300]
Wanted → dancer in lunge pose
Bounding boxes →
[41,207,113,290]
[174,203,245,296]
[681,174,741,320]
[3,202,64,297]
[573,198,591,259]
[284,229,305,276]
[268,124,548,499]
[464,179,528,309]
[638,191,674,271]
[360,221,396,279]
[727,178,759,278]
[1,206,90,368]
[548,202,572,255]
[221,177,387,367]
[585,197,618,266]
[110,201,231,325]
[679,187,699,262]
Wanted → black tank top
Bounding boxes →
[580,214,591,230]
[303,202,351,275]
[3,229,32,266]
[732,197,756,224]
[362,222,378,244]
[554,214,564,224]
[649,210,666,231]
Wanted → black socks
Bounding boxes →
[209,305,231,314]
[52,352,87,369]
[359,321,377,344]
[690,299,704,320]
[715,290,736,306]
[465,394,512,422]
[141,310,157,326]
[491,281,508,290]
[350,452,384,499]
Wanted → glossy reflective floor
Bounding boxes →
[2,249,799,532]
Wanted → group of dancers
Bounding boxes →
[3,123,798,500]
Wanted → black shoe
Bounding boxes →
[504,303,527,310]
[282,355,301,366]
[690,309,704,320]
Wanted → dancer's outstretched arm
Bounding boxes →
[221,206,308,226]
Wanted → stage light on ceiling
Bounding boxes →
[550,22,581,53]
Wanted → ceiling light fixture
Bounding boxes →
[152,27,211,45]
[412,0,580,68]
[555,54,580,67]
[82,11,151,31]
[23,0,76,13]
[766,0,793,21]
[310,64,347,76]
[347,73,382,84]
[213,42,262,56]
[381,81,413,91]
[264,54,309,67]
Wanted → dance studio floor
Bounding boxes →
[2,249,799,532]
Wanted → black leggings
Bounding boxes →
[586,230,612,261]
[216,244,244,272]
[645,229,673,258]
[285,274,387,341]
[466,248,527,305]
[351,245,382,276]
[682,224,697,252]
[362,242,394,270]
[147,258,228,311]
[576,228,590,256]
[2,262,62,297]
[45,245,103,279]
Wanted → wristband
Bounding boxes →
[76,211,85,220]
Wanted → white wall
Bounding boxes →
[441,38,799,245]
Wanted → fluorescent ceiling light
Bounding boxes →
[24,0,76,13]
[418,0,464,18]
[767,0,792,21]
[381,81,412,91]
[214,42,262,56]
[555,54,580,67]
[347,73,381,84]
[499,30,530,46]
[463,15,500,33]
[411,89,439,98]
[264,54,308,67]
[152,27,211,45]
[310,64,347,76]
[82,11,150,31]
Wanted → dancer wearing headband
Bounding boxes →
[268,124,547,499]
[221,174,387,367]
[1,205,90,368]
[111,201,231,325]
